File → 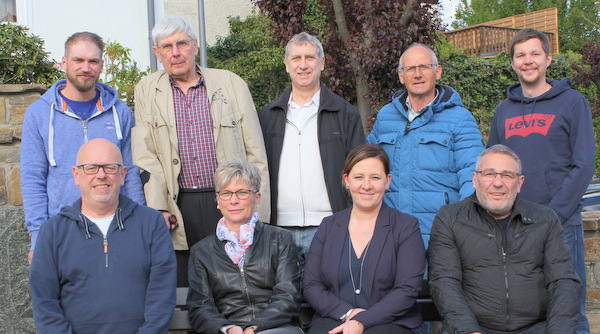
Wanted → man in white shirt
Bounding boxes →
[259,32,364,267]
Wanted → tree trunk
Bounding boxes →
[330,0,372,135]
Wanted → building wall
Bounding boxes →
[20,0,152,69]
[14,0,255,71]
[164,0,255,45]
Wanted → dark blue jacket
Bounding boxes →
[303,204,426,330]
[29,194,176,334]
[488,78,595,227]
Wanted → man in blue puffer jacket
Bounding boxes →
[367,44,484,248]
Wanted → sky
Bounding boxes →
[439,0,459,27]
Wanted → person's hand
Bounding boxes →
[347,308,365,320]
[243,327,256,334]
[226,326,244,334]
[328,319,364,334]
[28,250,34,265]
[161,211,177,229]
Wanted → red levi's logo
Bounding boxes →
[505,113,556,139]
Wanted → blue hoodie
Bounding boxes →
[29,194,176,334]
[20,80,145,250]
[367,85,484,248]
[488,78,595,227]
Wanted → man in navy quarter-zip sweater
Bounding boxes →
[488,28,595,334]
[29,138,176,334]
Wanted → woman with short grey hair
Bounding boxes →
[187,161,302,334]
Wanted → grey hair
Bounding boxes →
[476,144,523,174]
[151,15,197,46]
[398,43,439,71]
[214,161,261,192]
[285,32,324,61]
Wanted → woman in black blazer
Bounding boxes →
[303,144,427,334]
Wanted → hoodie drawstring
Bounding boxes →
[112,106,123,140]
[48,102,57,166]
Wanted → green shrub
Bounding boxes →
[0,23,61,86]
[102,40,151,109]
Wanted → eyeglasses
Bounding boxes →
[475,169,521,182]
[216,189,257,200]
[156,39,194,55]
[77,164,122,175]
[401,63,436,75]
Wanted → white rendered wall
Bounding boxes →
[165,0,255,45]
[15,0,254,70]
[20,0,154,70]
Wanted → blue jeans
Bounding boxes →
[282,226,319,274]
[563,224,590,334]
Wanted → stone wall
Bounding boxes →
[0,84,45,333]
[584,212,600,310]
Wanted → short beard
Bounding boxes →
[67,72,98,93]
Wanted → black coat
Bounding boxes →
[186,222,301,333]
[428,194,581,334]
[258,83,365,224]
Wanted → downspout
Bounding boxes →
[147,0,157,70]
[197,0,208,67]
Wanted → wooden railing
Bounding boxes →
[444,25,555,57]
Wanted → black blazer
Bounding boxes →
[303,203,426,329]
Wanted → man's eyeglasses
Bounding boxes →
[217,189,257,200]
[77,164,122,175]
[401,63,436,75]
[475,169,521,182]
[156,39,194,55]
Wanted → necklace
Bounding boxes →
[348,237,371,295]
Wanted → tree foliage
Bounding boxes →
[205,13,289,110]
[253,0,443,129]
[453,0,600,52]
[102,40,150,109]
[0,23,61,86]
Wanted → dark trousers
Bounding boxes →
[175,188,222,287]
[308,318,413,334]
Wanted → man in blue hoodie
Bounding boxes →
[367,43,484,248]
[488,28,595,334]
[29,138,176,334]
[20,32,145,264]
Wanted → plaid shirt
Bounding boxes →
[170,72,217,189]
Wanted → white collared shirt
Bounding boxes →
[287,90,321,129]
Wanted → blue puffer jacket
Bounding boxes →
[367,85,484,247]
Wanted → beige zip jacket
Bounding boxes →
[132,67,270,250]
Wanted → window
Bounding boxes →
[0,0,16,22]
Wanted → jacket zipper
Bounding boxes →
[502,248,510,328]
[83,119,88,141]
[239,267,255,319]
[103,235,108,268]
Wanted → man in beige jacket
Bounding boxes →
[133,15,269,286]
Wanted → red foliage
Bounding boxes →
[253,0,443,113]
[573,41,600,117]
